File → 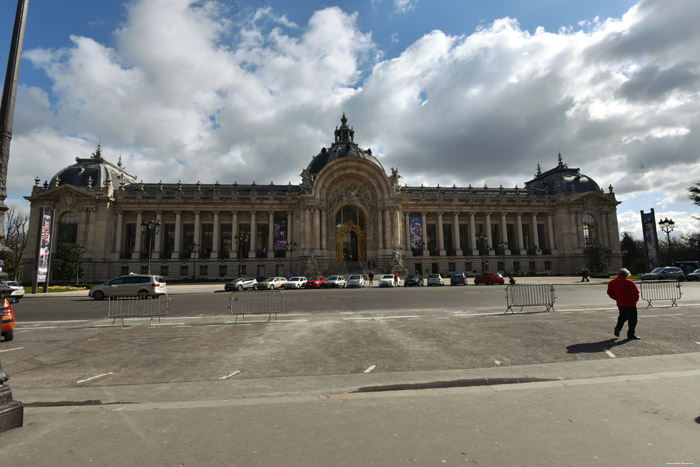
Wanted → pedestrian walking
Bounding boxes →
[368,271,374,287]
[581,267,590,282]
[607,268,641,340]
[394,272,399,287]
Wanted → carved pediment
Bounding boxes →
[329,184,373,210]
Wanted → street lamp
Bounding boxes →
[235,233,249,277]
[140,219,161,275]
[190,242,200,280]
[658,217,675,265]
[286,241,297,276]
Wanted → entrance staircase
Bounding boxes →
[325,261,367,277]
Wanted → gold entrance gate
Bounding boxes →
[335,206,366,262]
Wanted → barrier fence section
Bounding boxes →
[638,280,682,307]
[107,294,170,326]
[505,284,556,313]
[229,290,284,322]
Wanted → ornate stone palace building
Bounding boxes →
[23,115,622,283]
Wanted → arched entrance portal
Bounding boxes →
[335,206,366,262]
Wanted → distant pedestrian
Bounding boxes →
[508,274,515,285]
[394,272,399,287]
[607,268,641,340]
[368,271,374,286]
[581,267,590,282]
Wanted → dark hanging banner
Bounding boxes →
[640,209,659,271]
[274,215,288,251]
[34,207,54,290]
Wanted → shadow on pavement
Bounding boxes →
[566,338,630,354]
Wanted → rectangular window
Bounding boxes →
[276,264,284,276]
[497,261,504,272]
[163,224,175,257]
[529,261,536,271]
[124,224,136,255]
[240,264,247,276]
[538,223,547,250]
[506,224,516,251]
[258,264,265,278]
[545,261,551,271]
[427,224,437,254]
[513,261,520,272]
[201,224,213,258]
[121,266,130,276]
[465,262,472,273]
[459,224,469,252]
[238,223,251,256]
[257,224,268,256]
[448,262,455,272]
[141,265,148,274]
[432,262,439,274]
[219,265,227,277]
[490,223,500,246]
[200,265,208,276]
[182,223,195,254]
[522,224,531,250]
[161,265,169,277]
[180,265,189,277]
[443,223,453,253]
[220,223,232,258]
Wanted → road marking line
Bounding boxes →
[15,326,57,330]
[344,317,374,321]
[18,320,88,325]
[695,342,700,345]
[377,315,421,320]
[77,372,114,384]
[605,350,616,358]
[219,370,241,380]
[0,347,23,353]
[363,365,376,374]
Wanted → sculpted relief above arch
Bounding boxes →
[328,183,373,211]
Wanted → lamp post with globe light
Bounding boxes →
[140,219,160,275]
[658,217,675,265]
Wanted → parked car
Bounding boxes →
[474,272,505,285]
[378,274,396,287]
[404,274,423,287]
[305,276,327,289]
[90,274,167,300]
[427,274,444,286]
[258,277,287,290]
[0,280,25,303]
[284,276,308,289]
[1,284,15,342]
[641,267,685,281]
[686,268,700,281]
[225,276,258,291]
[325,275,347,288]
[347,275,365,288]
[450,272,467,286]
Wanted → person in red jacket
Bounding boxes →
[607,268,641,340]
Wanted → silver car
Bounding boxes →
[225,277,258,291]
[427,274,445,286]
[347,275,365,288]
[325,275,347,288]
[0,280,24,303]
[284,277,308,289]
[641,267,685,281]
[258,277,287,290]
[89,274,167,300]
[378,274,396,287]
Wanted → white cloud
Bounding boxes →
[8,0,700,239]
[394,0,418,14]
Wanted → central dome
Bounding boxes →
[307,114,384,176]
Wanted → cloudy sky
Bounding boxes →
[1,0,699,240]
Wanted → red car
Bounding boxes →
[2,298,15,342]
[474,272,505,285]
[305,276,327,289]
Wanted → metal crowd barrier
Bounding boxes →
[107,294,170,326]
[638,280,682,307]
[505,284,556,313]
[229,290,284,323]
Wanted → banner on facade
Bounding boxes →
[36,208,54,283]
[409,216,423,249]
[640,210,659,271]
[274,216,288,251]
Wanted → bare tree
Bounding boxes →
[2,205,29,281]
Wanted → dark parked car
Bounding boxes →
[474,272,505,285]
[450,272,467,286]
[404,274,423,287]
[686,268,700,281]
[641,267,685,281]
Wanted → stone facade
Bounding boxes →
[23,116,622,283]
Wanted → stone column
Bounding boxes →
[422,212,428,256]
[268,211,275,258]
[321,210,327,250]
[212,211,220,259]
[231,211,238,258]
[438,212,445,255]
[517,213,525,255]
[249,211,257,258]
[576,212,585,248]
[115,211,123,256]
[547,214,555,252]
[469,212,477,254]
[394,209,401,248]
[133,211,143,259]
[532,213,540,254]
[153,211,162,259]
[172,211,182,259]
[569,210,578,251]
[453,213,461,255]
[500,212,509,253]
[384,209,391,251]
[194,210,201,252]
[378,210,384,250]
[314,209,321,250]
[599,210,609,248]
[287,211,293,258]
[485,213,493,254]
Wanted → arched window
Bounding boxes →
[582,214,596,247]
[335,206,365,229]
[57,212,78,246]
